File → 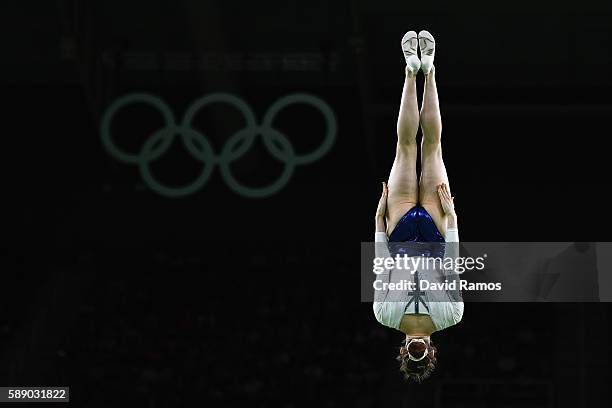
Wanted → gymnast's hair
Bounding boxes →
[396,339,437,382]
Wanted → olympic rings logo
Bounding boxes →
[100,93,336,198]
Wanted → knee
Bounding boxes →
[396,127,418,146]
[421,128,442,146]
[420,116,442,140]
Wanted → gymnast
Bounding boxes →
[372,30,463,382]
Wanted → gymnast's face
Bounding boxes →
[404,337,434,358]
[397,337,438,382]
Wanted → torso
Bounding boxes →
[399,314,436,335]
[385,205,447,335]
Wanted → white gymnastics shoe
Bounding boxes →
[418,30,435,74]
[401,31,421,74]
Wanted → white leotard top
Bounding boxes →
[372,229,464,332]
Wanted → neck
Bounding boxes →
[399,314,436,335]
[405,334,430,341]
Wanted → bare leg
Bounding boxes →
[386,67,419,235]
[419,68,450,237]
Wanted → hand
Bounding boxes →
[376,182,388,218]
[437,183,455,216]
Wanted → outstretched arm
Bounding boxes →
[438,183,459,258]
[374,183,392,303]
[375,182,388,230]
[375,182,392,259]
[438,183,464,313]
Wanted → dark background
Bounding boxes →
[2,0,611,406]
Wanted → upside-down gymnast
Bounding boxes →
[372,30,463,382]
